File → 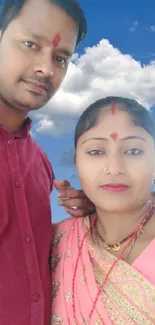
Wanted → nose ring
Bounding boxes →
[104,167,109,174]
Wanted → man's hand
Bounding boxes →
[53,180,95,217]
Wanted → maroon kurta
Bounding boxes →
[0,118,53,325]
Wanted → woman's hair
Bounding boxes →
[74,96,155,148]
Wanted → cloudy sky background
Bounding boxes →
[32,0,155,222]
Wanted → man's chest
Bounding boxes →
[0,137,52,234]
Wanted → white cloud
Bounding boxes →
[129,20,138,32]
[35,118,55,134]
[150,25,155,32]
[33,38,155,135]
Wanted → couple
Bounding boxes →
[0,0,154,325]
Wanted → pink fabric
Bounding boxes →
[132,238,155,285]
[52,217,155,324]
[52,217,113,324]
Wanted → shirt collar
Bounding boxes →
[13,117,32,139]
[0,117,32,139]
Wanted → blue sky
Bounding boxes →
[32,0,155,222]
[79,0,155,63]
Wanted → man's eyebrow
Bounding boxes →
[28,32,73,57]
[57,48,73,57]
[30,31,50,43]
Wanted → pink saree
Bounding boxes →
[51,217,155,324]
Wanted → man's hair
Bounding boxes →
[0,0,87,46]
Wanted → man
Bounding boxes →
[0,0,93,324]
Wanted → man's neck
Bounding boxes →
[0,102,27,134]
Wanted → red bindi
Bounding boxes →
[52,32,61,47]
[110,132,118,141]
[111,102,116,115]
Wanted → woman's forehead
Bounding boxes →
[80,109,152,141]
[91,109,138,132]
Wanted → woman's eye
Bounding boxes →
[125,148,143,155]
[24,41,39,49]
[87,150,104,156]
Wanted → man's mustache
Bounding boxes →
[22,76,52,91]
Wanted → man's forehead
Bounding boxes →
[19,0,79,31]
[13,0,79,46]
[14,22,75,54]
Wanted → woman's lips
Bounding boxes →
[101,184,130,192]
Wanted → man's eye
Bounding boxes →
[24,41,39,49]
[87,150,104,155]
[55,56,67,66]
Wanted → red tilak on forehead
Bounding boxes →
[111,101,116,115]
[52,32,61,47]
[110,132,118,141]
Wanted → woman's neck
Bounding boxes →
[96,203,150,245]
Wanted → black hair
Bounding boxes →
[0,0,87,46]
[74,96,155,148]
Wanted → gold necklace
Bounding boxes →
[94,209,152,252]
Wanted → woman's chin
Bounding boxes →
[95,201,135,214]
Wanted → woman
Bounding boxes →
[51,97,155,324]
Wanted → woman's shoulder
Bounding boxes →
[52,216,75,234]
[51,216,86,250]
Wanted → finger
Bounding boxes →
[59,197,89,209]
[64,207,88,217]
[53,179,71,190]
[58,188,86,199]
[59,198,95,213]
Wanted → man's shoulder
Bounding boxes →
[31,136,50,163]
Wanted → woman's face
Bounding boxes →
[76,107,155,213]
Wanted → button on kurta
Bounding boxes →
[25,237,32,243]
[15,181,21,188]
[33,293,40,302]
[8,140,14,146]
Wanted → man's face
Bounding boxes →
[0,0,78,113]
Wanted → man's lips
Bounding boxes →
[23,80,48,95]
[100,184,130,192]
